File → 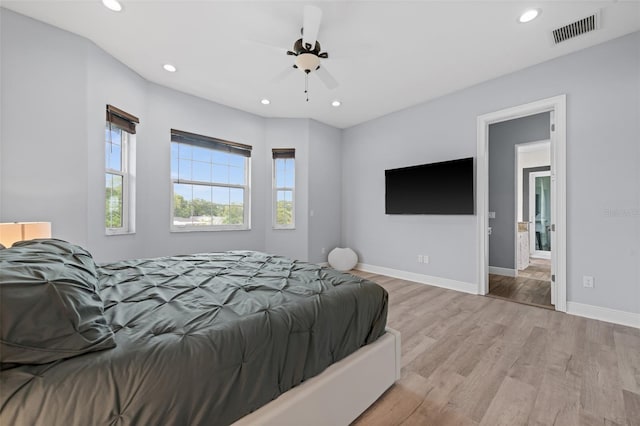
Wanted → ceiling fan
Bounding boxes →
[281,5,338,101]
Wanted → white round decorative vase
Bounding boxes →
[328,247,358,272]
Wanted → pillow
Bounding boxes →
[0,239,116,369]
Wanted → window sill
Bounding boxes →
[170,226,251,233]
[273,226,296,230]
[105,229,135,236]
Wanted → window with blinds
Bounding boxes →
[170,129,252,231]
[272,148,295,229]
[105,105,138,234]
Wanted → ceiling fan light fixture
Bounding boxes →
[294,53,321,73]
[518,9,540,23]
[331,100,341,107]
[102,0,122,12]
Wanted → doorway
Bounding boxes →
[487,141,553,308]
[485,116,553,308]
[476,95,567,312]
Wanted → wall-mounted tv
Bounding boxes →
[385,157,474,215]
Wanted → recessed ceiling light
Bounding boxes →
[102,0,122,12]
[163,64,177,73]
[519,9,540,23]
[261,99,270,105]
[331,100,341,107]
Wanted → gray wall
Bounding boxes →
[523,166,551,222]
[0,9,339,264]
[1,9,89,247]
[262,118,342,263]
[2,8,639,314]
[264,118,309,261]
[341,105,478,282]
[342,31,639,314]
[86,39,148,260]
[0,10,268,262]
[138,85,268,260]
[308,120,342,263]
[488,112,549,270]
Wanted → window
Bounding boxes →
[272,148,295,229]
[171,129,252,231]
[105,105,138,234]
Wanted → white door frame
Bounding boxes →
[477,95,567,312]
[529,170,552,259]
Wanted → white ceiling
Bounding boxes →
[3,0,639,128]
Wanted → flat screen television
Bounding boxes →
[385,157,474,215]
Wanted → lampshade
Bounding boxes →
[295,53,320,73]
[0,222,52,248]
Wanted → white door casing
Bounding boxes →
[549,111,558,307]
[477,95,566,312]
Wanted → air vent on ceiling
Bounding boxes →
[552,12,599,44]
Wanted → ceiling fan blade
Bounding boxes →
[271,66,296,84]
[302,5,322,49]
[315,65,338,90]
[241,39,288,55]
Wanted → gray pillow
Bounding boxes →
[0,239,116,369]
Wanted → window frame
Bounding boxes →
[105,121,134,236]
[272,150,296,230]
[170,130,252,232]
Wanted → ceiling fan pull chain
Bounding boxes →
[305,73,309,102]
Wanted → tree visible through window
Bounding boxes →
[171,129,252,230]
[273,148,295,229]
[105,128,124,228]
[105,105,138,234]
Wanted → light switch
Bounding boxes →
[488,212,496,219]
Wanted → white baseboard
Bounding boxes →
[354,265,639,329]
[531,252,551,260]
[355,263,477,295]
[488,266,517,277]
[567,302,640,329]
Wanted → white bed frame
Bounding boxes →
[233,328,401,426]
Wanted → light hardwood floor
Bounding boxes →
[351,271,640,426]
[488,258,553,308]
[519,258,552,281]
[488,274,552,309]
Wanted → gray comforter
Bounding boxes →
[1,251,388,425]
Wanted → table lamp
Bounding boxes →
[0,222,52,248]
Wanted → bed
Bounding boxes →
[0,239,399,425]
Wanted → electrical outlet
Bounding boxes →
[321,247,326,255]
[417,255,423,263]
[583,276,594,288]
[423,255,429,264]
